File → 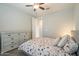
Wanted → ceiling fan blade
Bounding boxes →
[25,5,33,7]
[39,3,44,5]
[39,6,45,10]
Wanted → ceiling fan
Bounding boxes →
[25,3,49,11]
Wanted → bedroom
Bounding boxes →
[0,3,79,56]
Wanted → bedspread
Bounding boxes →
[18,38,70,56]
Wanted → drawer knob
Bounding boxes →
[24,39,26,40]
[24,36,25,37]
[11,42,14,43]
[11,38,14,40]
[8,35,11,36]
[11,46,14,47]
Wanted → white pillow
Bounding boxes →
[53,37,61,46]
[77,49,79,56]
[57,35,70,48]
[64,37,78,54]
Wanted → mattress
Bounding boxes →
[18,38,70,56]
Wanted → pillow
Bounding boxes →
[77,49,79,56]
[57,35,70,48]
[63,37,78,54]
[53,37,61,46]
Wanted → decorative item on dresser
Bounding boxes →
[0,32,31,54]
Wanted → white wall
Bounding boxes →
[0,4,32,32]
[74,4,79,30]
[42,8,74,38]
[71,4,79,44]
[0,4,76,39]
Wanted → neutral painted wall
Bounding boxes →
[74,4,79,30]
[0,4,32,32]
[71,4,79,44]
[0,4,76,39]
[42,8,74,38]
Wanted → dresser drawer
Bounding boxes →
[19,38,28,45]
[1,33,19,39]
[1,33,12,38]
[2,37,19,43]
[2,41,18,47]
[2,44,18,53]
[11,33,19,38]
[2,38,12,43]
[19,33,27,37]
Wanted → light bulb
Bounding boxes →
[33,4,39,9]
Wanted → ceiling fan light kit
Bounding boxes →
[33,4,39,9]
[25,3,49,11]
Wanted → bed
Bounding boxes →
[18,35,78,56]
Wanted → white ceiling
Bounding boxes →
[7,3,75,16]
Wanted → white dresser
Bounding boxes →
[0,32,31,54]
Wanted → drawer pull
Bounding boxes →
[11,42,14,43]
[24,39,25,40]
[11,38,14,40]
[25,33,27,35]
[11,46,14,47]
[8,35,11,36]
[24,35,26,37]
